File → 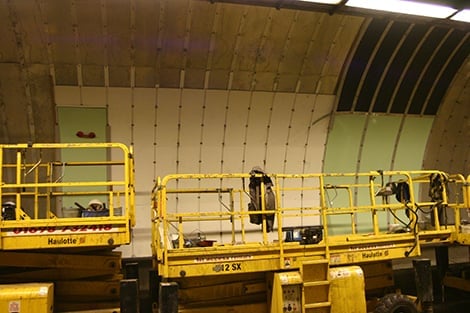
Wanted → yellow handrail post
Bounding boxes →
[369,172,379,236]
[0,146,3,209]
[15,148,22,220]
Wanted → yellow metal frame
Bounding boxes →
[0,282,54,313]
[0,143,135,250]
[455,174,470,244]
[270,271,303,313]
[151,170,467,280]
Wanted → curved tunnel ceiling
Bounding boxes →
[338,18,469,115]
[0,0,468,174]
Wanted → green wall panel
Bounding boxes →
[324,114,366,173]
[356,116,401,233]
[323,115,366,234]
[323,114,434,235]
[358,115,401,172]
[393,116,434,170]
[57,107,107,143]
[57,107,108,208]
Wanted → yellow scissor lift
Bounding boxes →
[441,174,470,294]
[151,170,467,313]
[0,143,135,312]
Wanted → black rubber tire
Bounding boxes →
[373,293,418,313]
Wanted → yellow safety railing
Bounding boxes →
[453,174,470,243]
[151,170,465,276]
[0,143,135,226]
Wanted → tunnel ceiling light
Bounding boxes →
[451,9,470,23]
[298,0,343,4]
[345,0,457,19]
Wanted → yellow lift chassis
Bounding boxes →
[0,143,136,312]
[151,170,469,313]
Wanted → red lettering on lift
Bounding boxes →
[11,225,113,234]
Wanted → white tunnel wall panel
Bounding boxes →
[244,92,273,171]
[200,90,230,173]
[178,90,206,174]
[265,93,295,171]
[54,86,82,106]
[107,89,152,257]
[80,87,107,107]
[443,92,470,173]
[223,91,252,173]
[54,86,436,254]
[283,99,312,174]
[451,143,469,175]
[55,86,107,107]
[155,89,180,177]
[54,86,334,256]
[133,88,157,193]
[437,104,465,165]
[284,94,322,174]
[304,94,335,174]
[108,88,133,189]
[119,193,156,258]
[424,76,470,175]
[108,88,133,145]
